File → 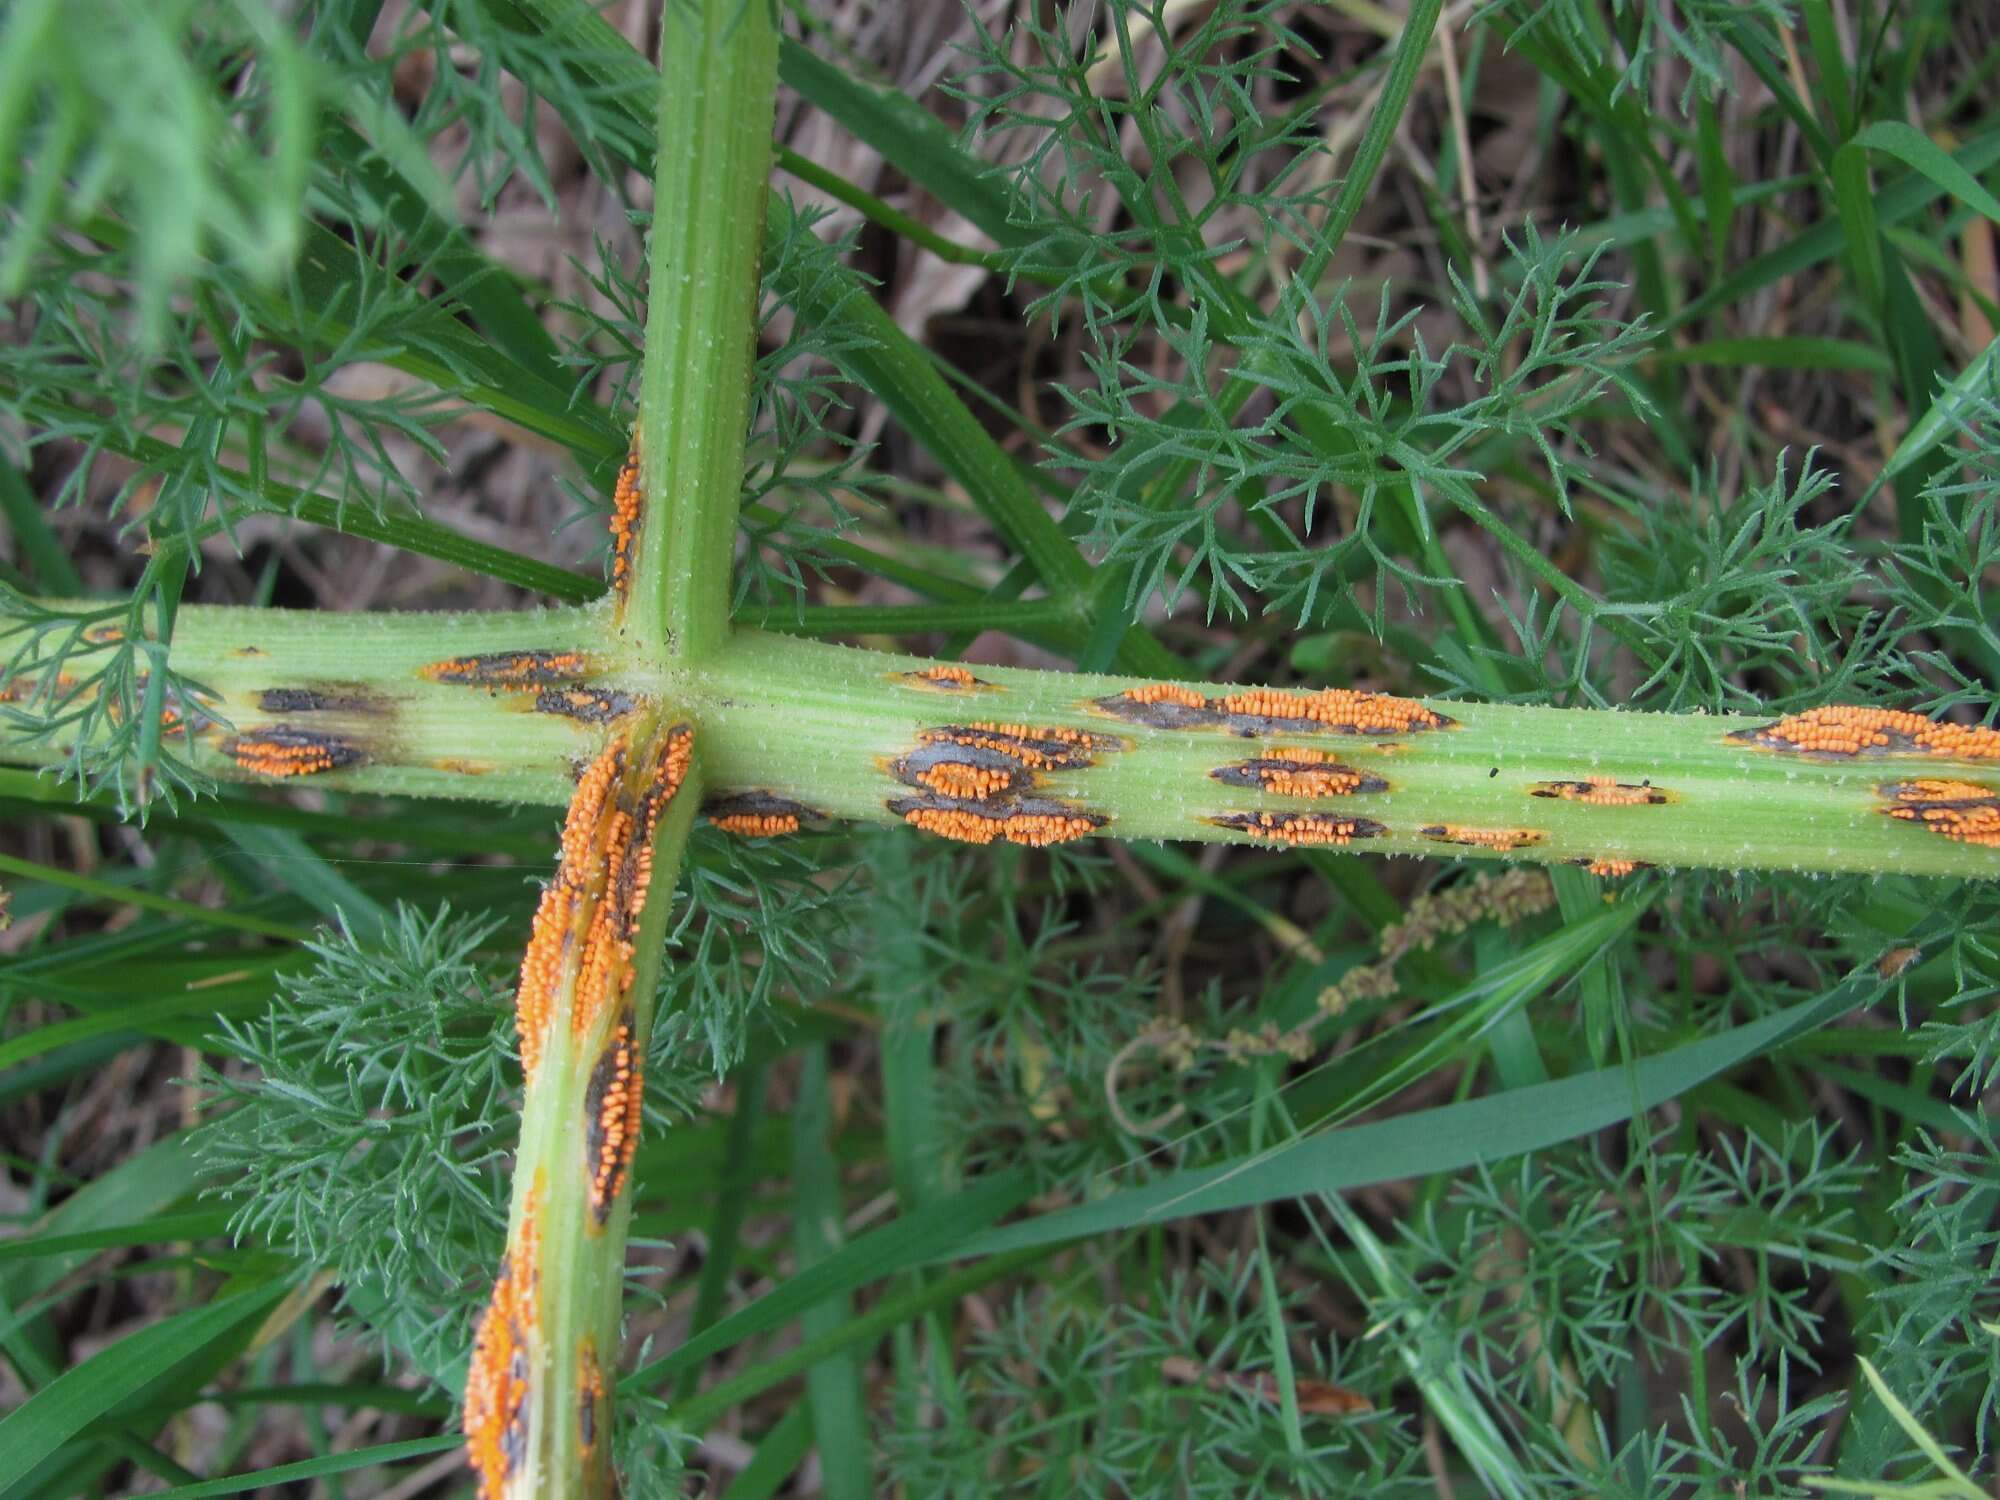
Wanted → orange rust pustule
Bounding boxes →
[1569,856,1649,878]
[464,1172,545,1500]
[917,722,1116,771]
[421,650,595,690]
[1728,705,2000,760]
[534,685,639,724]
[585,1011,644,1226]
[1211,748,1388,799]
[1880,778,2000,848]
[896,664,993,692]
[705,790,818,838]
[0,671,80,705]
[889,795,1105,848]
[611,421,642,599]
[1209,811,1387,846]
[1215,687,1455,738]
[1531,775,1668,806]
[226,726,364,777]
[1422,825,1544,852]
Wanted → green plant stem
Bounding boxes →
[628,0,779,656]
[5,600,1994,880]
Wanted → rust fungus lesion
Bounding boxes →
[1209,811,1388,846]
[895,663,995,692]
[226,726,365,778]
[1728,705,2000,761]
[533,685,639,724]
[511,724,692,1079]
[584,1008,644,1227]
[419,649,596,690]
[1879,778,2000,849]
[891,796,1106,848]
[610,420,642,600]
[1093,682,1218,729]
[1568,856,1649,878]
[1530,775,1670,806]
[890,740,1036,802]
[1216,687,1455,738]
[464,1170,545,1500]
[917,721,1119,772]
[256,686,377,714]
[577,1337,605,1459]
[1211,747,1389,798]
[705,790,819,838]
[1421,825,1545,852]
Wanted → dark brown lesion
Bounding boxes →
[918,722,1119,772]
[1530,776,1669,806]
[1210,750,1388,798]
[704,790,822,837]
[419,649,598,690]
[225,726,366,777]
[533,685,639,724]
[1092,683,1220,730]
[1208,811,1387,846]
[256,686,379,714]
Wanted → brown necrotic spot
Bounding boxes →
[1094,682,1221,729]
[918,722,1117,771]
[577,1337,605,1456]
[706,790,818,838]
[1879,778,2000,848]
[256,686,377,714]
[896,663,994,692]
[1530,775,1670,806]
[1209,811,1387,846]
[1211,748,1388,798]
[585,1011,644,1226]
[889,794,1105,848]
[1567,856,1649,878]
[226,726,364,778]
[1728,705,2000,760]
[1422,825,1544,852]
[534,685,638,723]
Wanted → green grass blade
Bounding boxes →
[0,1278,289,1486]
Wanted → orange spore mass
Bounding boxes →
[902,805,1098,847]
[585,1016,644,1224]
[1217,687,1451,733]
[1734,705,2000,759]
[1214,811,1383,846]
[711,811,801,837]
[610,422,642,598]
[464,1171,545,1500]
[1122,682,1208,708]
[1882,778,2000,848]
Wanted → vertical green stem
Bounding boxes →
[628,0,779,659]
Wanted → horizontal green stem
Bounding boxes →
[4,601,1995,880]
